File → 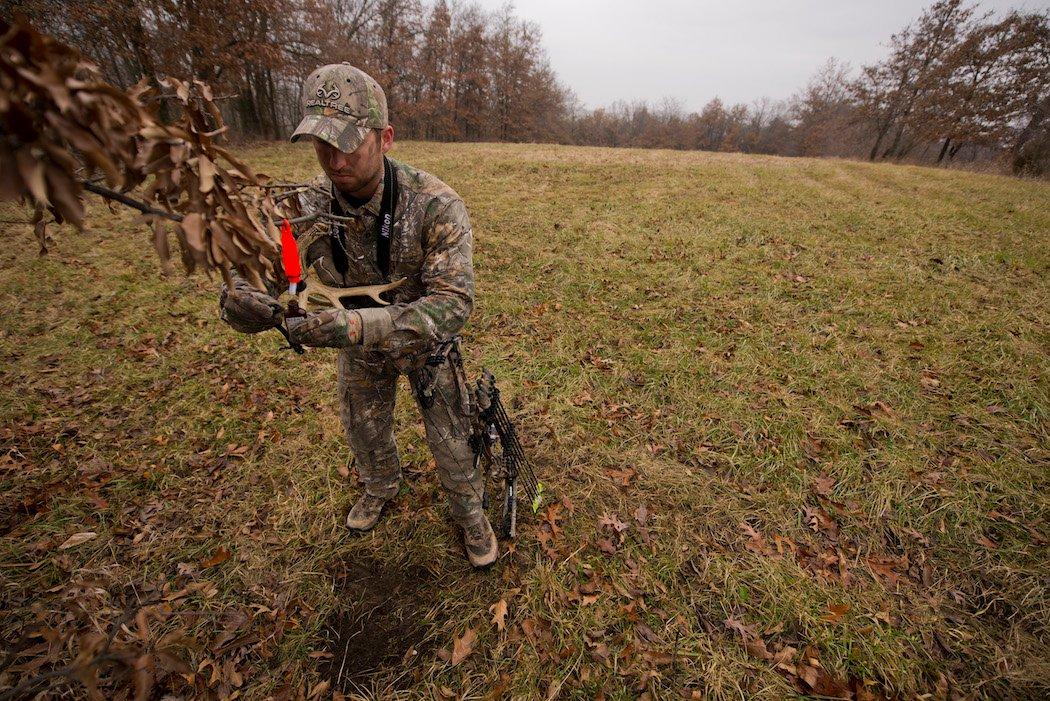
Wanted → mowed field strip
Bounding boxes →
[1,142,1047,699]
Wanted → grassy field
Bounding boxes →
[1,141,1047,700]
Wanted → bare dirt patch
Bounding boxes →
[320,555,436,691]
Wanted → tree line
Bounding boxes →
[4,0,568,145]
[567,1,1048,175]
[4,0,1048,175]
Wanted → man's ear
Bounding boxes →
[379,125,395,155]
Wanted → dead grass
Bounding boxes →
[1,141,1048,699]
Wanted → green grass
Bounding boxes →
[1,142,1047,699]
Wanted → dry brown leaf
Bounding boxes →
[198,155,217,193]
[201,547,232,568]
[16,149,49,206]
[823,603,850,623]
[180,213,206,253]
[813,473,836,496]
[451,627,477,665]
[741,522,771,555]
[604,466,636,486]
[58,531,97,550]
[976,535,998,549]
[920,373,941,389]
[723,617,758,640]
[598,512,628,532]
[489,599,508,631]
[132,654,154,701]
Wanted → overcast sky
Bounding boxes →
[471,0,1047,112]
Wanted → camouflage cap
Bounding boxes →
[291,63,388,153]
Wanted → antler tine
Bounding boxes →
[298,259,407,311]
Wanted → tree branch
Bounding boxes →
[79,181,325,226]
[82,181,183,222]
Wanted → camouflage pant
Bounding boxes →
[336,346,483,523]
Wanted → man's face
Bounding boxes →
[312,129,386,197]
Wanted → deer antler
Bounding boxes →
[298,259,406,311]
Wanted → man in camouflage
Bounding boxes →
[218,63,497,567]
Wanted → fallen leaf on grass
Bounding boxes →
[536,528,559,559]
[605,466,636,486]
[741,522,772,556]
[584,629,611,662]
[164,581,213,602]
[570,390,593,406]
[542,502,564,536]
[786,656,855,699]
[58,531,97,550]
[725,618,796,665]
[210,610,249,652]
[489,599,508,631]
[802,435,825,461]
[579,591,600,605]
[200,547,231,568]
[724,617,758,640]
[823,603,850,623]
[920,373,940,390]
[644,650,676,667]
[451,628,477,665]
[869,401,895,417]
[745,637,795,664]
[635,623,660,644]
[866,556,904,586]
[976,535,998,550]
[582,349,615,370]
[812,473,836,497]
[803,505,838,537]
[520,617,555,655]
[485,673,511,701]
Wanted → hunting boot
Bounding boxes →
[345,493,389,531]
[461,512,498,568]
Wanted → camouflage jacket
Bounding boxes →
[294,157,474,371]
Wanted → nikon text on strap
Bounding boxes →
[376,155,398,278]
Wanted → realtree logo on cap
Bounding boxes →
[315,80,340,101]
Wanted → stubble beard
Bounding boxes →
[330,146,383,200]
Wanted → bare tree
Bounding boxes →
[854,0,979,160]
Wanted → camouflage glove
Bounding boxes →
[219,279,284,334]
[287,308,362,348]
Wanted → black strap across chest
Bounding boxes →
[330,156,398,278]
